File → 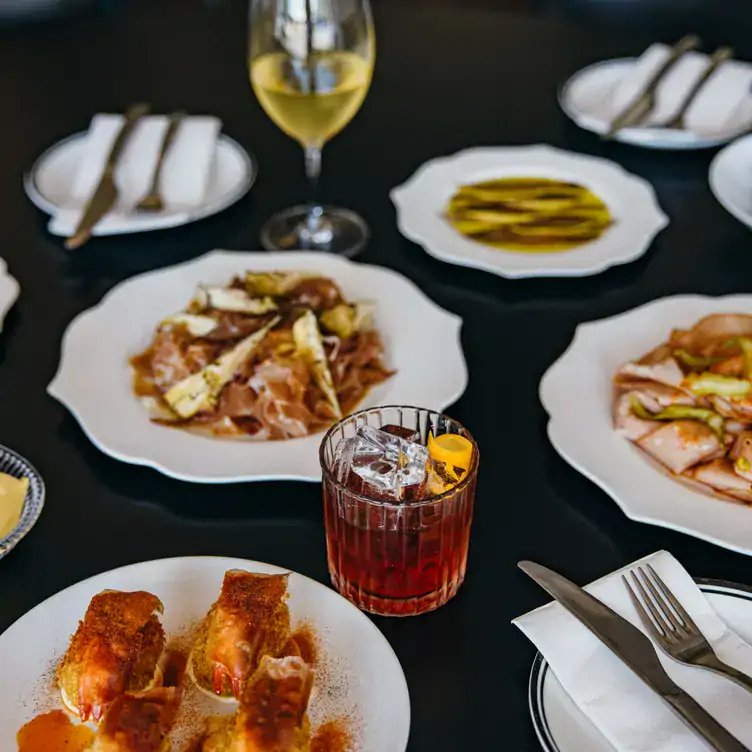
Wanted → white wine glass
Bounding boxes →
[249,0,375,256]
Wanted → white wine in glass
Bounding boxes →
[249,0,375,255]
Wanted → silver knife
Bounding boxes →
[605,34,701,138]
[519,561,750,752]
[65,102,150,250]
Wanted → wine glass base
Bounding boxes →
[260,205,369,257]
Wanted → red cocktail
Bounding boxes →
[320,406,478,616]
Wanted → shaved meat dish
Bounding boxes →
[131,271,394,440]
[614,314,752,504]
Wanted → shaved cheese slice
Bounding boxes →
[293,309,341,418]
[195,286,278,315]
[164,317,280,419]
[244,271,311,296]
[161,314,218,337]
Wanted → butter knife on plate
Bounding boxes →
[65,102,150,250]
[605,34,701,138]
[519,561,750,752]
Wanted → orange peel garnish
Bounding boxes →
[427,433,473,476]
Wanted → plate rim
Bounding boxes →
[390,144,669,279]
[540,293,752,555]
[0,554,411,752]
[709,133,752,230]
[46,249,468,484]
[528,579,752,752]
[23,130,258,234]
[0,258,19,333]
[558,57,751,150]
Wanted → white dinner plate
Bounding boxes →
[560,59,752,150]
[0,258,18,331]
[528,581,752,752]
[48,250,467,483]
[24,131,256,236]
[0,556,411,751]
[541,294,752,555]
[390,145,668,279]
[710,134,752,231]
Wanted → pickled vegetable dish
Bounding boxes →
[446,177,613,252]
[130,272,394,440]
[614,314,752,505]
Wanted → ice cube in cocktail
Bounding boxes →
[380,424,421,443]
[335,425,429,500]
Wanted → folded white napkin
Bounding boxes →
[49,114,222,237]
[576,45,752,138]
[514,551,752,751]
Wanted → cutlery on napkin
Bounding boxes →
[579,44,752,137]
[134,111,186,214]
[514,551,752,752]
[606,34,700,137]
[65,102,150,249]
[49,112,222,240]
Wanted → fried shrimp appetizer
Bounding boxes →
[202,656,313,752]
[58,590,165,722]
[189,570,291,700]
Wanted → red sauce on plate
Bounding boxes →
[17,710,94,752]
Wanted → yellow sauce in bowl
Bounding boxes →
[446,177,612,252]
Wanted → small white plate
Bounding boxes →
[0,556,411,752]
[560,58,752,150]
[24,131,256,237]
[48,250,467,483]
[390,145,668,279]
[541,294,752,556]
[529,581,752,752]
[0,258,18,332]
[710,134,752,230]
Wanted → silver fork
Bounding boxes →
[663,46,734,130]
[623,564,752,693]
[134,111,185,213]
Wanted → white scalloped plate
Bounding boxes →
[0,259,19,332]
[540,295,752,555]
[0,556,410,751]
[48,251,468,483]
[390,145,669,279]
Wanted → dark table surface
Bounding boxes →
[2,1,752,749]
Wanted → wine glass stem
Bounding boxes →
[303,145,332,244]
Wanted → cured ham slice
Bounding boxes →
[637,421,721,474]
